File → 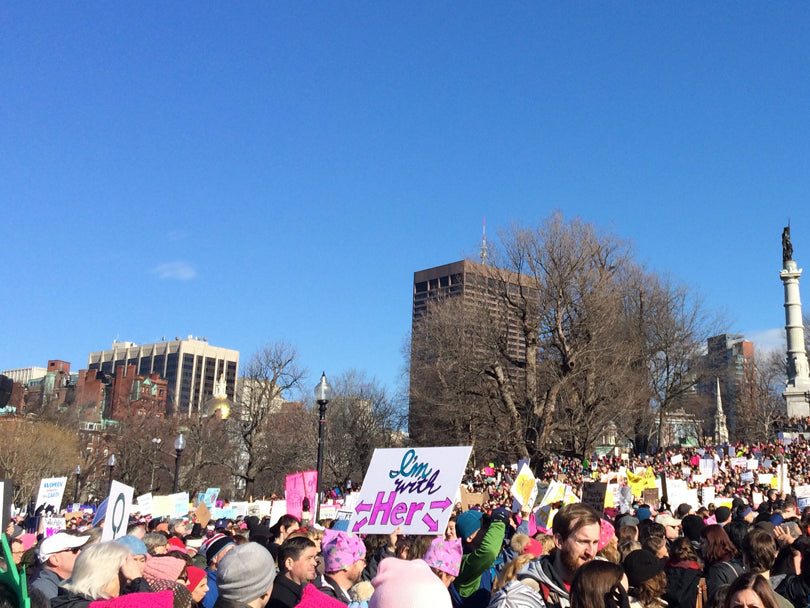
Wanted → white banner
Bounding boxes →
[135,493,153,516]
[36,477,68,512]
[348,446,472,535]
[102,481,135,541]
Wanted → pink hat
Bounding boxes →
[90,589,174,608]
[370,558,451,608]
[423,537,462,577]
[598,519,615,551]
[321,529,366,573]
[521,537,543,557]
[144,555,187,586]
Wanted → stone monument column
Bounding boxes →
[780,225,810,418]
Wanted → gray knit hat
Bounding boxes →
[217,542,276,603]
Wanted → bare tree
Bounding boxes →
[734,351,786,442]
[322,370,407,490]
[229,341,306,499]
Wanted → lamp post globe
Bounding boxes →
[314,372,332,522]
[173,433,186,493]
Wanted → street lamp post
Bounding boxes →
[314,372,332,522]
[107,454,116,495]
[150,437,162,491]
[173,433,186,493]
[74,466,81,504]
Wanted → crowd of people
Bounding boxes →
[5,436,810,608]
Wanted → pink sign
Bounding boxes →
[285,471,318,520]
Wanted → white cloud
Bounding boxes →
[745,328,785,353]
[153,261,196,281]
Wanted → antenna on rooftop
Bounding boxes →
[480,217,488,265]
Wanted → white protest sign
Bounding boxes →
[168,492,190,518]
[348,446,472,535]
[510,464,538,508]
[670,454,683,465]
[747,459,759,470]
[42,517,66,537]
[36,477,68,511]
[702,486,715,506]
[135,493,153,516]
[102,481,134,541]
[230,502,249,517]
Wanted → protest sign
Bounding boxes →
[730,457,747,469]
[699,459,715,479]
[135,493,153,516]
[320,504,338,520]
[348,446,471,535]
[230,502,249,517]
[168,492,190,518]
[539,480,567,506]
[643,488,659,505]
[285,471,318,521]
[42,517,66,537]
[740,471,754,483]
[758,474,774,486]
[202,488,220,508]
[460,487,488,509]
[670,454,683,465]
[195,502,212,527]
[510,464,538,508]
[0,480,12,533]
[702,486,715,506]
[747,459,759,470]
[246,503,261,517]
[267,500,286,526]
[35,477,67,512]
[102,481,134,541]
[581,482,607,511]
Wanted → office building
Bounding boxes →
[87,336,239,415]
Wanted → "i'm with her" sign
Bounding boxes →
[348,446,471,535]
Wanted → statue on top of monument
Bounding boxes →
[783,224,793,266]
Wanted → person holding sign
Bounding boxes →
[451,507,509,608]
[517,503,602,608]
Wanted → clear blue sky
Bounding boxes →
[3,3,809,398]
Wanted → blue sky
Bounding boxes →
[3,3,809,398]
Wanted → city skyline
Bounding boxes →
[4,5,809,395]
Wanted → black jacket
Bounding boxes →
[267,574,305,608]
[664,561,703,608]
[774,573,810,608]
[51,589,92,608]
[705,558,743,602]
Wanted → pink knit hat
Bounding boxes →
[321,529,366,573]
[598,519,615,551]
[144,555,187,586]
[423,537,462,577]
[298,583,347,608]
[90,589,174,608]
[370,558,451,608]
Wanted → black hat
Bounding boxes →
[681,515,706,542]
[624,550,663,586]
[715,506,732,523]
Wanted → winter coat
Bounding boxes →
[516,555,570,608]
[266,574,305,608]
[51,589,93,608]
[705,558,743,603]
[774,573,810,608]
[315,574,351,605]
[452,519,507,608]
[663,560,703,608]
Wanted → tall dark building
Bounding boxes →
[87,337,239,416]
[410,260,533,445]
[706,333,755,435]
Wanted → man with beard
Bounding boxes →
[518,503,602,608]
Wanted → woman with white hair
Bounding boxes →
[52,541,136,608]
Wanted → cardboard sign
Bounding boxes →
[643,488,659,505]
[135,493,153,516]
[348,446,471,534]
[35,477,67,512]
[581,482,607,512]
[42,517,66,537]
[102,481,134,541]
[510,464,538,508]
[459,487,488,509]
[195,502,212,528]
